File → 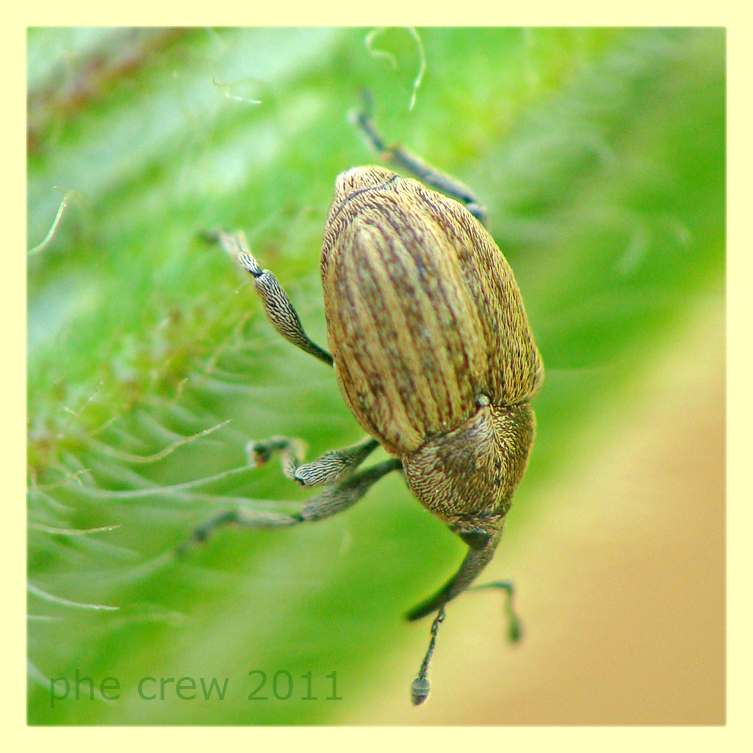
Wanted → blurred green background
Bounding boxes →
[27,27,725,725]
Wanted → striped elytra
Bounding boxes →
[321,166,542,532]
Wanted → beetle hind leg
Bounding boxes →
[218,230,334,367]
[354,88,488,227]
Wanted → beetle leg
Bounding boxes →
[247,435,380,487]
[354,89,489,227]
[218,230,334,367]
[245,435,306,469]
[286,437,381,487]
[296,457,402,520]
[177,458,402,555]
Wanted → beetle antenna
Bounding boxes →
[468,580,522,643]
[410,606,446,706]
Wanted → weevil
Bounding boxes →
[184,93,543,705]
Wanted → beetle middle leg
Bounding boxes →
[247,435,380,487]
[354,89,489,227]
[178,455,401,555]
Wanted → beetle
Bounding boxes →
[184,93,543,705]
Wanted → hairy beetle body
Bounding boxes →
[191,107,544,705]
[322,166,542,532]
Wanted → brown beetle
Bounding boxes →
[186,96,543,705]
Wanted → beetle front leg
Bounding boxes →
[354,89,488,227]
[177,457,402,556]
[218,230,334,367]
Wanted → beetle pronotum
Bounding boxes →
[183,93,543,705]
